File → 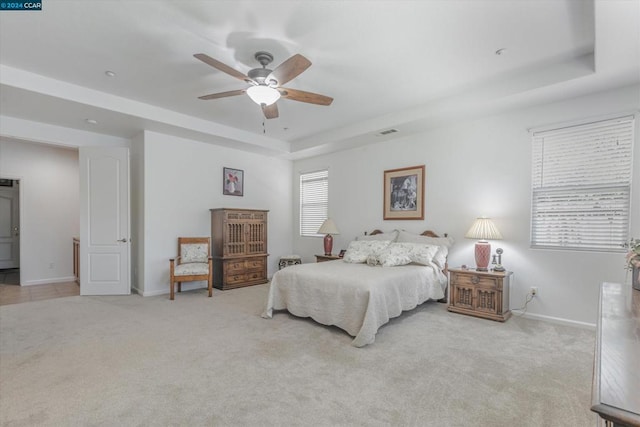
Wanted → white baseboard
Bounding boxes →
[22,276,76,286]
[513,310,596,330]
[139,283,208,297]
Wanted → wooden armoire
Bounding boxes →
[210,208,269,290]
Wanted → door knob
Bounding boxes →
[117,238,128,243]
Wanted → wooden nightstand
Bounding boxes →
[448,268,512,321]
[315,254,341,262]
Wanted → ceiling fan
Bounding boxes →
[194,51,333,119]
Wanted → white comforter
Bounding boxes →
[261,260,447,347]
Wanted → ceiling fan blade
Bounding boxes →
[198,89,245,100]
[268,54,311,86]
[262,103,279,119]
[194,53,249,82]
[279,88,333,106]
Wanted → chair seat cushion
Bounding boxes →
[174,262,210,276]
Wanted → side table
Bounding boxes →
[448,268,512,321]
[315,254,341,263]
[279,255,302,270]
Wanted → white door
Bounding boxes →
[0,184,20,269]
[79,147,130,295]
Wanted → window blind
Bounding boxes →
[531,115,634,251]
[300,169,328,237]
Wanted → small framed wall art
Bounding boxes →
[223,167,244,196]
[383,165,424,220]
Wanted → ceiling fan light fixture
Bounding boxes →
[246,85,281,106]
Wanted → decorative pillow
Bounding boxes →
[181,243,208,263]
[396,230,454,269]
[432,246,449,270]
[356,230,399,242]
[375,242,440,267]
[376,243,413,267]
[407,243,440,266]
[366,253,379,266]
[343,240,392,263]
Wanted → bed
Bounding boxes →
[262,230,452,347]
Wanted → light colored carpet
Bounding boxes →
[0,283,597,426]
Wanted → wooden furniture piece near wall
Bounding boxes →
[210,208,269,290]
[73,237,80,284]
[279,255,301,270]
[315,254,341,262]
[591,282,640,427]
[448,268,512,321]
[169,237,213,300]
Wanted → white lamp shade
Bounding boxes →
[317,218,340,235]
[246,85,281,106]
[465,217,503,241]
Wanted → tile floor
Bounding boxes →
[0,269,79,306]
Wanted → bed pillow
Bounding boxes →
[407,243,440,266]
[431,246,449,270]
[356,230,399,242]
[396,230,455,247]
[375,242,440,267]
[343,240,392,263]
[376,243,413,267]
[396,231,454,269]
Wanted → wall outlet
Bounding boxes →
[530,286,538,296]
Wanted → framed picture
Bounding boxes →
[223,167,244,196]
[383,165,425,220]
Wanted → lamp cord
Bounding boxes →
[511,292,535,317]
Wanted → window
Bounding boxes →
[300,169,328,237]
[531,115,634,251]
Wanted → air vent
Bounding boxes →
[377,128,398,136]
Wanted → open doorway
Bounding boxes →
[0,178,20,285]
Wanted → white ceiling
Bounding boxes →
[1,0,638,159]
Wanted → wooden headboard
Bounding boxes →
[369,229,448,238]
[367,229,450,302]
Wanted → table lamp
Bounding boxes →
[465,217,502,271]
[317,218,340,256]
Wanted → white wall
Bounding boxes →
[0,138,79,285]
[139,131,293,296]
[292,84,640,326]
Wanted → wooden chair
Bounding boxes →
[169,237,213,300]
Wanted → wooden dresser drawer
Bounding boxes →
[246,271,265,282]
[226,260,246,272]
[224,258,265,272]
[225,273,248,285]
[246,258,265,271]
[223,271,266,288]
[452,272,498,289]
